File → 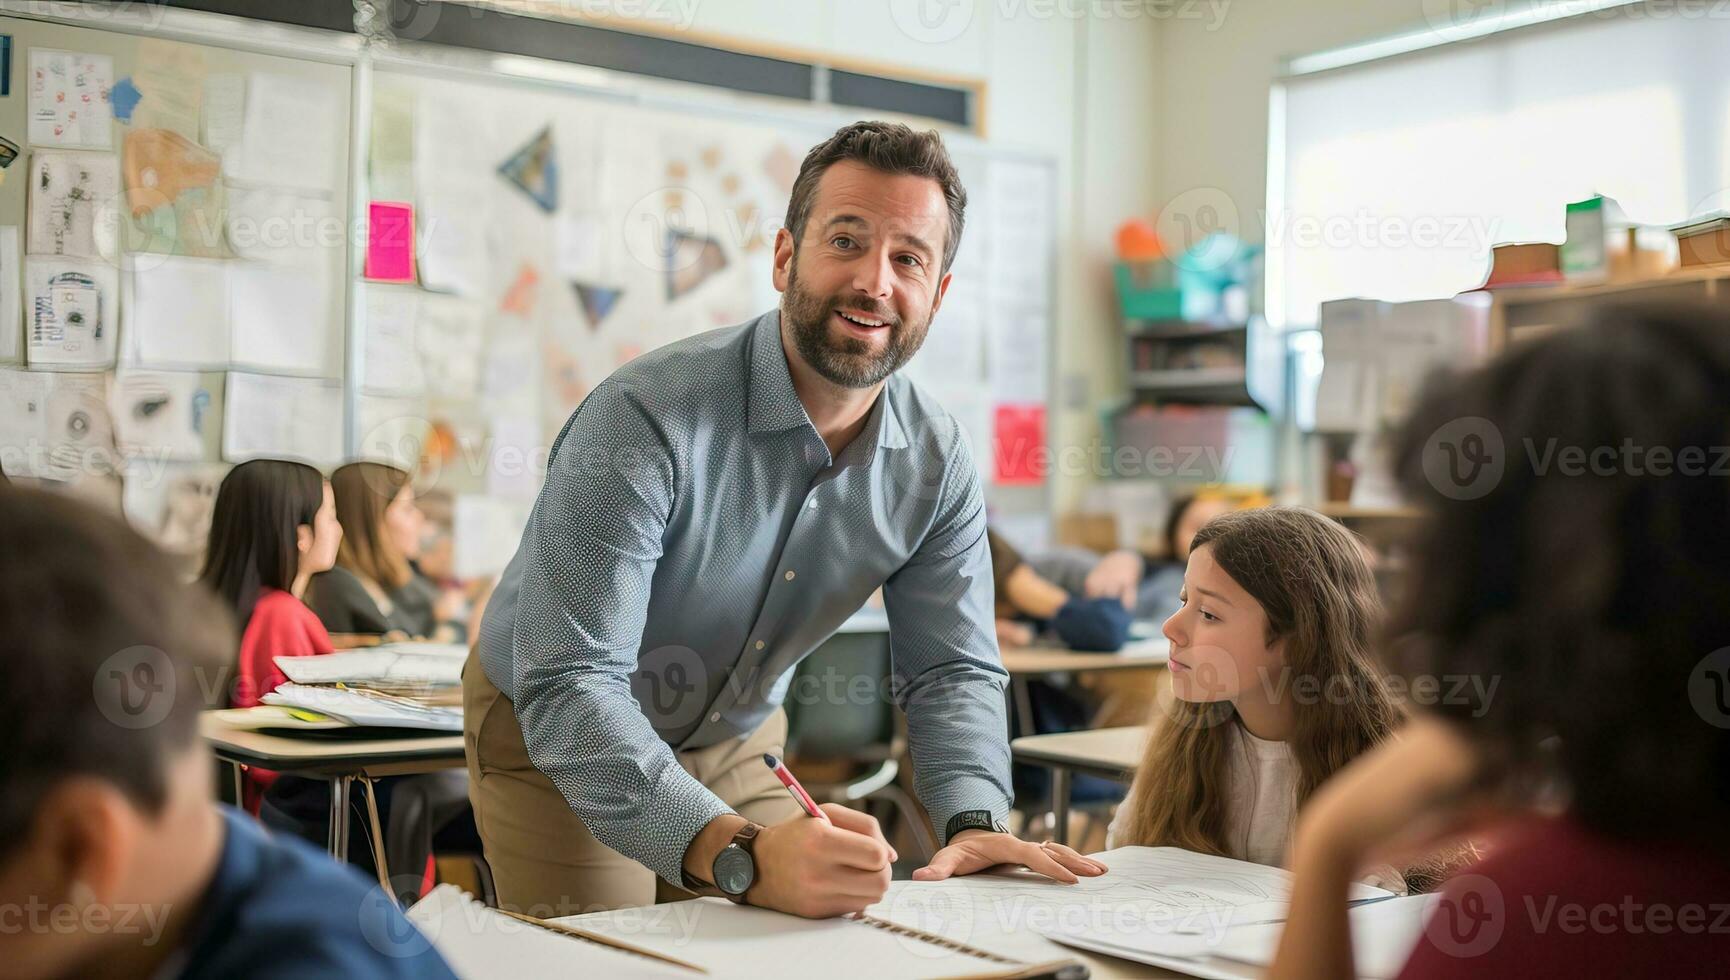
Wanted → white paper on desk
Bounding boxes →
[229,261,339,376]
[893,847,1389,957]
[372,641,470,659]
[222,371,342,465]
[564,896,1031,979]
[27,151,121,261]
[26,257,119,368]
[229,74,341,193]
[407,884,688,979]
[1045,893,1437,980]
[363,286,424,393]
[260,684,463,731]
[122,255,229,368]
[29,50,114,149]
[110,370,217,460]
[0,227,21,363]
[275,650,464,687]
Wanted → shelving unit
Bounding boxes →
[1122,315,1281,410]
[1488,265,1730,350]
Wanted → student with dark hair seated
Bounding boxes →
[307,462,461,642]
[0,487,454,979]
[1271,302,1730,978]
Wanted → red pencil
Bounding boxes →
[763,753,831,823]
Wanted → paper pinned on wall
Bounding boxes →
[25,257,119,369]
[485,415,543,502]
[417,294,486,400]
[229,260,339,376]
[132,38,206,139]
[356,393,430,470]
[365,201,416,282]
[454,493,528,580]
[121,255,228,368]
[27,151,121,260]
[121,458,228,561]
[987,304,1049,403]
[110,370,218,460]
[229,73,341,193]
[225,187,335,265]
[419,189,491,298]
[0,368,116,480]
[222,371,342,465]
[362,285,424,394]
[0,227,20,363]
[29,49,114,149]
[993,403,1046,486]
[202,73,246,156]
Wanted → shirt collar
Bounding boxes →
[748,308,909,453]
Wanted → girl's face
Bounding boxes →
[298,482,343,575]
[1162,543,1285,705]
[384,484,424,561]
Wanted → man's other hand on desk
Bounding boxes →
[912,831,1108,884]
[748,803,897,918]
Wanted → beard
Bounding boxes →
[782,259,933,389]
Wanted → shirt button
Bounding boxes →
[808,499,818,509]
[709,712,721,723]
[755,640,765,650]
[784,570,795,581]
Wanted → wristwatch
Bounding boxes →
[944,809,1007,844]
[682,821,761,903]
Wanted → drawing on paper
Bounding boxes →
[499,125,558,213]
[28,151,119,259]
[665,228,726,301]
[572,282,622,330]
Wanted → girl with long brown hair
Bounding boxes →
[1110,506,1410,892]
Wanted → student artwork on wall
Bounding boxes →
[121,459,227,563]
[26,257,118,368]
[0,227,19,363]
[572,282,621,330]
[28,49,114,149]
[121,128,225,258]
[665,227,727,301]
[26,150,120,260]
[110,370,219,461]
[498,125,557,213]
[0,368,116,481]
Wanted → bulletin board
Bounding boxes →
[0,4,1056,579]
[0,10,353,565]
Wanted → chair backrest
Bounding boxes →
[782,630,895,760]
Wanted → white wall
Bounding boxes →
[557,0,1167,520]
[1155,0,1441,248]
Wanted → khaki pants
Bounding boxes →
[462,660,800,916]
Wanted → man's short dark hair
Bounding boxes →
[784,120,968,274]
[0,488,233,861]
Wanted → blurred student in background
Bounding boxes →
[1272,303,1730,978]
[306,462,461,642]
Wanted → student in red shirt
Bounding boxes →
[1270,302,1730,978]
[197,459,342,712]
[196,459,340,813]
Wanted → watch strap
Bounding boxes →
[944,809,1005,844]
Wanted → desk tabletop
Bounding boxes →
[200,710,466,777]
[1010,726,1147,776]
[1000,638,1169,676]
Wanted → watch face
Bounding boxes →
[713,844,755,896]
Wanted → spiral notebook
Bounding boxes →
[408,884,1086,979]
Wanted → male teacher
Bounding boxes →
[467,121,1105,918]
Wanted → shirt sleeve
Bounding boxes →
[883,426,1013,844]
[508,380,732,886]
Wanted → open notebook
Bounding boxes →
[407,885,1085,979]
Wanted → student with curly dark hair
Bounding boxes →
[1271,302,1730,978]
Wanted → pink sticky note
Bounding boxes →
[994,403,1047,485]
[365,202,415,282]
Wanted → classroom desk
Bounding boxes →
[1011,726,1147,847]
[999,639,1167,748]
[200,710,466,867]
